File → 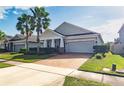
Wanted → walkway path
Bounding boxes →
[4,61,23,65]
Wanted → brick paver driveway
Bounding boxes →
[35,53,91,69]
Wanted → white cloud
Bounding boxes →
[89,18,124,43]
[0,6,32,19]
[85,15,93,18]
[13,10,19,15]
[0,13,4,19]
[0,7,11,19]
[14,6,32,10]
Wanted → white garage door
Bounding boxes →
[14,44,25,52]
[65,41,94,53]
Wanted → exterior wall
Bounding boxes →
[0,41,5,49]
[64,34,103,53]
[119,31,124,44]
[96,35,103,45]
[8,41,40,52]
[28,42,43,48]
[40,29,64,48]
[0,43,5,49]
[40,29,64,40]
[64,34,103,45]
[111,43,124,54]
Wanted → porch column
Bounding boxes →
[44,40,47,47]
[60,38,64,47]
[51,39,55,48]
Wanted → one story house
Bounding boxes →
[39,22,103,53]
[4,34,39,52]
[2,22,104,53]
[0,35,13,49]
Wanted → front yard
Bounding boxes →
[0,63,13,68]
[0,52,53,63]
[79,52,124,76]
[63,76,109,86]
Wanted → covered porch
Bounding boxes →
[39,29,65,53]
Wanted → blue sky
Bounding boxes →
[0,6,124,42]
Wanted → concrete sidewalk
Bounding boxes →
[0,62,75,86]
[2,60,124,86]
[69,70,124,86]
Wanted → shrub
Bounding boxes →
[93,45,109,53]
[19,48,27,54]
[29,47,57,54]
[96,54,102,59]
[0,48,7,52]
[102,53,106,57]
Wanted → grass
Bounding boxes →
[0,52,53,63]
[79,52,124,76]
[0,63,13,68]
[63,76,109,86]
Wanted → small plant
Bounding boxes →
[19,48,27,54]
[96,54,102,59]
[102,53,106,57]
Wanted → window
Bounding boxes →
[47,40,52,48]
[55,39,60,48]
[40,40,44,47]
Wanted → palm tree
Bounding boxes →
[16,13,35,52]
[30,7,51,54]
[0,30,5,40]
[0,30,6,49]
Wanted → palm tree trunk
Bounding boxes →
[37,30,40,54]
[25,23,29,53]
[25,36,28,52]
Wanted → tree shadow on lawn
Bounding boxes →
[11,53,53,61]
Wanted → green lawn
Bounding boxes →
[63,76,109,86]
[0,63,14,68]
[79,52,124,76]
[0,52,53,63]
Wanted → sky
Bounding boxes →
[0,6,124,42]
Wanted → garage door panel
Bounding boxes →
[65,41,94,53]
[14,44,25,52]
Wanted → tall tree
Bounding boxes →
[0,30,5,40]
[16,13,35,52]
[30,7,51,54]
[0,30,6,49]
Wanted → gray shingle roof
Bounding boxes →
[10,34,37,42]
[55,22,98,36]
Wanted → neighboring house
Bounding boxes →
[0,35,13,49]
[4,34,39,52]
[39,22,104,53]
[1,22,104,53]
[111,24,124,54]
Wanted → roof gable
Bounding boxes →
[40,29,63,40]
[55,22,98,36]
[10,34,25,41]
